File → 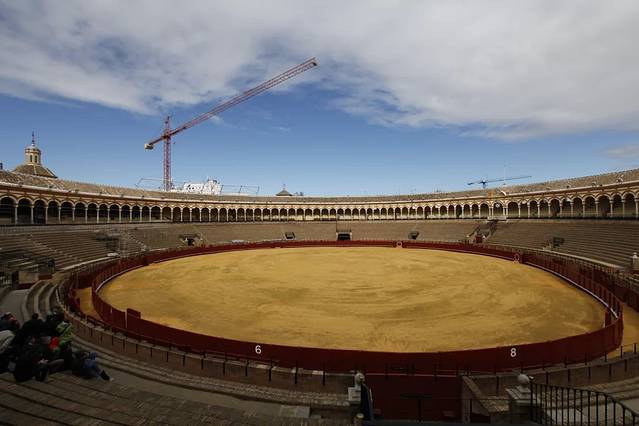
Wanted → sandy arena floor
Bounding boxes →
[97,247,608,352]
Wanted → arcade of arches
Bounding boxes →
[1,193,638,225]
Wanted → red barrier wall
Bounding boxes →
[84,241,624,374]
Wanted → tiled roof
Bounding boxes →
[0,168,638,203]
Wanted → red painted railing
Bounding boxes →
[77,241,624,374]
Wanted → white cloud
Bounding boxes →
[604,144,639,159]
[1,0,639,139]
[209,116,224,125]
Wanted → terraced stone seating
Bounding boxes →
[414,221,480,242]
[195,222,286,243]
[20,281,61,321]
[0,372,339,425]
[0,235,50,272]
[487,221,559,249]
[346,220,479,241]
[280,222,338,240]
[0,232,113,272]
[587,375,639,404]
[28,231,112,269]
[125,225,197,250]
[489,221,639,268]
[349,221,418,240]
[195,222,340,243]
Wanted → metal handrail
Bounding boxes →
[531,382,639,425]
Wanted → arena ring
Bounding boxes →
[67,240,625,375]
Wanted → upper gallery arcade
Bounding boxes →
[0,139,638,224]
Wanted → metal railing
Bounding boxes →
[531,382,638,425]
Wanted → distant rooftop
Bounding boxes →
[1,168,637,203]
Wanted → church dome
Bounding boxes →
[12,133,57,179]
[276,187,293,196]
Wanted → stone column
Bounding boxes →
[58,208,62,223]
[537,204,541,218]
[13,205,18,224]
[570,201,574,218]
[30,205,34,224]
[506,376,538,424]
[129,209,133,222]
[595,201,599,218]
[621,200,626,218]
[635,200,639,218]
[118,209,122,223]
[84,209,88,223]
[518,204,521,218]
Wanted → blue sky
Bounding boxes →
[1,1,638,196]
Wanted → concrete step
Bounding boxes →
[72,333,349,410]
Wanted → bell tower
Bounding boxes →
[25,132,42,165]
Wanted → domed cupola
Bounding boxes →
[12,132,58,178]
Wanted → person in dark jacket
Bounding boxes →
[13,313,44,346]
[12,337,46,382]
[22,313,44,337]
[43,312,63,337]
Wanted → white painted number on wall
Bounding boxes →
[510,347,517,358]
[255,345,262,355]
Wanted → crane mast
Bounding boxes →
[145,58,318,191]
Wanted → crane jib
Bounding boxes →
[145,58,317,147]
[143,58,318,190]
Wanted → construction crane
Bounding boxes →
[145,58,318,191]
[467,175,532,189]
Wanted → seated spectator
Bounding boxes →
[0,329,14,353]
[22,313,44,337]
[0,329,15,373]
[48,336,60,354]
[55,319,73,349]
[43,311,64,336]
[71,351,111,381]
[0,312,20,332]
[13,313,44,346]
[12,337,46,382]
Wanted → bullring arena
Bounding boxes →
[2,146,639,423]
[99,247,603,352]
